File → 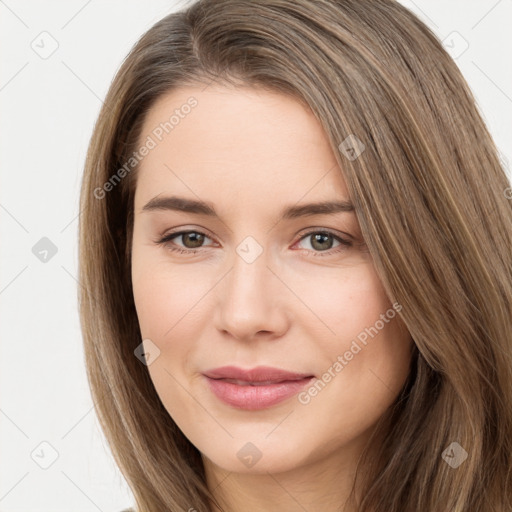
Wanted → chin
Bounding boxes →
[200,436,308,475]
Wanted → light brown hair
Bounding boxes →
[78,0,512,510]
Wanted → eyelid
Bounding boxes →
[158,224,215,239]
[295,226,352,241]
[155,228,217,247]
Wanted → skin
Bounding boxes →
[130,84,414,512]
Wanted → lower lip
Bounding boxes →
[204,376,314,410]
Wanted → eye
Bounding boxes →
[155,230,215,254]
[294,229,352,256]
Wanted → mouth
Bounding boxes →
[202,365,315,383]
[202,367,315,410]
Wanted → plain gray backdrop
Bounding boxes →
[1,0,511,510]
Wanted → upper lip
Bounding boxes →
[203,365,314,383]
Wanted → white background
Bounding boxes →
[1,1,511,511]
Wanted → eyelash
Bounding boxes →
[154,229,352,257]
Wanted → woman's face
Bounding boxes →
[131,84,413,476]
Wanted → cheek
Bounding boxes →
[131,247,211,341]
[132,270,186,338]
[131,252,206,421]
[298,260,411,397]
[295,260,393,341]
[293,267,411,450]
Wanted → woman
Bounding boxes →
[78,0,512,510]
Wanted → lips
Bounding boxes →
[202,365,315,383]
[202,365,315,410]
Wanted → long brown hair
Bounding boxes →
[78,0,512,510]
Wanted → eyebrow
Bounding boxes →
[141,195,355,219]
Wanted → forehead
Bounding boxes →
[134,85,350,208]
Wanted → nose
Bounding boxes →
[214,244,289,341]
